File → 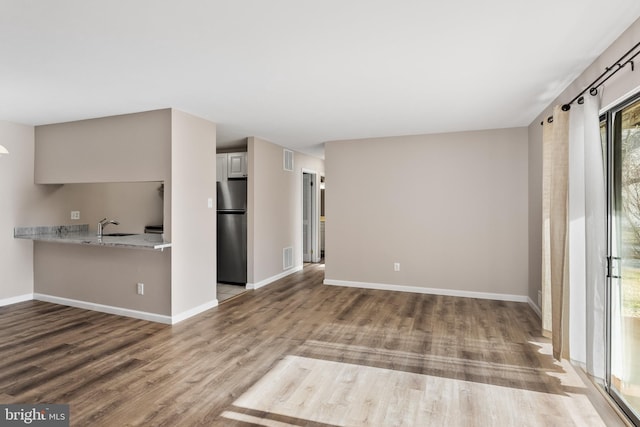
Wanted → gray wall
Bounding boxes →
[17,182,164,234]
[35,109,173,239]
[34,243,171,315]
[0,121,37,302]
[13,108,218,320]
[324,128,529,298]
[30,110,174,316]
[35,109,171,184]
[28,181,171,316]
[170,109,217,316]
[247,137,324,286]
[0,120,166,307]
[528,120,543,307]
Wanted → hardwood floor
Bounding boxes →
[0,264,628,426]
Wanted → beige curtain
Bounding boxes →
[542,105,571,360]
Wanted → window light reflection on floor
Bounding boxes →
[224,354,604,427]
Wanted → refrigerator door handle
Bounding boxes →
[218,209,246,214]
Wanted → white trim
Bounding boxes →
[528,297,542,318]
[302,169,319,264]
[34,293,173,324]
[600,85,640,115]
[323,279,528,302]
[0,293,34,307]
[171,299,219,324]
[247,265,303,290]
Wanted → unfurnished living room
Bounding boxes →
[3,1,640,426]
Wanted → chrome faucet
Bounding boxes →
[97,218,120,237]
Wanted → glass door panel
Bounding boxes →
[610,99,640,424]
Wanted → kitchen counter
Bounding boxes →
[14,224,171,250]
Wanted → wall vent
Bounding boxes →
[283,149,294,171]
[283,247,293,270]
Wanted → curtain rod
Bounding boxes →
[541,40,640,125]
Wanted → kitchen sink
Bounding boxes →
[102,233,136,237]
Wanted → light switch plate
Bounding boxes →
[208,198,213,209]
[71,211,80,220]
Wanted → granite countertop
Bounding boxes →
[14,224,171,251]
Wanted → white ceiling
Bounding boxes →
[2,1,640,158]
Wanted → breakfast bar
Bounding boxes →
[14,224,172,250]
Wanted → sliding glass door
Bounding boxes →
[608,96,640,424]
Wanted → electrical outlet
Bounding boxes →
[71,211,80,220]
[137,283,144,295]
[394,262,400,272]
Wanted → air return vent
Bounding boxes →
[283,247,293,270]
[283,149,293,171]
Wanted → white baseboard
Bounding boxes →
[323,279,528,303]
[527,297,542,318]
[0,293,34,307]
[32,293,218,324]
[171,299,218,324]
[247,265,304,290]
[34,293,173,324]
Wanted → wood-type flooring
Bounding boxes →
[0,264,628,426]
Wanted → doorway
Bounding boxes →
[302,171,319,263]
[320,175,325,260]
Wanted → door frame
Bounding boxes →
[605,92,640,426]
[302,168,320,263]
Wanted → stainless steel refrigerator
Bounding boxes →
[217,180,247,284]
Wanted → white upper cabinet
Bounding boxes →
[227,152,247,178]
[216,154,228,182]
[217,152,247,181]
